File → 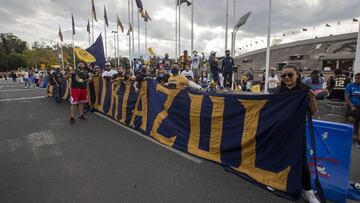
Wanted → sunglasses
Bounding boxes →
[281,73,295,79]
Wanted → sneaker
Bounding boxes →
[355,141,360,149]
[69,117,75,125]
[79,115,86,120]
[303,190,320,203]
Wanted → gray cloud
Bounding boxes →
[0,0,359,57]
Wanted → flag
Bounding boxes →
[338,21,341,25]
[177,0,192,6]
[302,28,308,31]
[135,0,145,17]
[86,34,105,68]
[117,15,124,33]
[353,18,359,22]
[58,25,63,42]
[74,47,96,63]
[72,14,75,35]
[234,11,251,31]
[144,10,152,22]
[326,24,331,27]
[92,0,97,21]
[313,27,316,30]
[283,33,286,37]
[127,23,133,35]
[104,5,109,27]
[147,47,156,56]
[87,19,90,33]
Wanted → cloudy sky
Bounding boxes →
[0,0,359,58]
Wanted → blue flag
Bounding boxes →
[86,34,105,68]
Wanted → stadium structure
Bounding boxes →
[235,32,358,80]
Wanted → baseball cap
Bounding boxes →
[210,51,216,55]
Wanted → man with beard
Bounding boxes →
[66,62,90,125]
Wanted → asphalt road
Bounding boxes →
[0,78,358,203]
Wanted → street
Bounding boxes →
[0,78,359,203]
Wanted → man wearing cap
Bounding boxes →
[222,50,235,91]
[178,50,191,71]
[102,62,118,78]
[66,62,90,124]
[209,51,220,83]
[192,51,202,78]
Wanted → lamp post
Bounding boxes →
[112,30,118,68]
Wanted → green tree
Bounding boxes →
[7,53,26,70]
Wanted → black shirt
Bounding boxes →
[273,82,310,95]
[71,70,89,89]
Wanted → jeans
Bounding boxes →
[53,85,62,103]
[223,71,233,88]
[24,78,31,87]
[210,68,219,82]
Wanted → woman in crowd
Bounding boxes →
[198,70,210,90]
[273,64,319,203]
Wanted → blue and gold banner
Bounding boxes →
[90,77,308,197]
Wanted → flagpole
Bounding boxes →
[264,0,272,93]
[128,0,132,61]
[72,33,76,69]
[137,9,140,57]
[354,21,360,77]
[178,3,181,57]
[117,29,120,67]
[145,20,148,52]
[113,31,117,68]
[131,0,135,58]
[191,0,194,54]
[91,5,94,43]
[60,41,64,70]
[104,20,108,59]
[175,0,178,58]
[88,31,91,47]
[225,0,229,51]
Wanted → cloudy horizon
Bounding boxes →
[0,0,359,58]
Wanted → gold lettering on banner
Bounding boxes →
[113,83,120,121]
[130,81,148,131]
[119,82,132,124]
[93,77,100,109]
[98,78,107,113]
[150,85,181,147]
[188,95,224,162]
[106,82,117,117]
[62,79,71,100]
[236,99,290,191]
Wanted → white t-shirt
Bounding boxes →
[219,73,224,88]
[181,70,194,80]
[102,69,118,78]
[268,75,279,89]
[24,71,29,79]
[192,55,201,70]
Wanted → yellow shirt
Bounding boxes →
[168,75,190,89]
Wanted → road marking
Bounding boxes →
[0,96,46,102]
[95,112,202,164]
[0,88,43,92]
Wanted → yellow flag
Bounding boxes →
[147,47,156,56]
[74,47,96,63]
[251,84,261,93]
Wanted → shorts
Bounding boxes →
[70,88,88,104]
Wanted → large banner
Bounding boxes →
[90,77,308,198]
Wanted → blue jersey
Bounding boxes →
[345,83,360,106]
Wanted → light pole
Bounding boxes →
[112,30,118,68]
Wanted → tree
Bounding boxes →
[7,53,26,70]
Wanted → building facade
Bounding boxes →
[235,33,358,75]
